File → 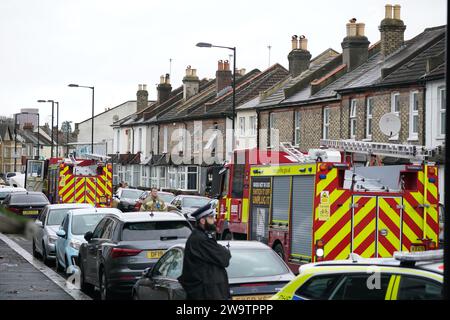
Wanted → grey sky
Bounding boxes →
[0,0,447,128]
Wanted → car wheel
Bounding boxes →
[100,269,112,300]
[79,260,94,293]
[273,243,285,261]
[32,240,39,258]
[42,243,51,266]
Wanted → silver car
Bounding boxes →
[32,203,93,265]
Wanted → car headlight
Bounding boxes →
[69,240,82,251]
[48,236,57,245]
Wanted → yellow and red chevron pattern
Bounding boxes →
[75,177,86,204]
[313,165,352,262]
[352,196,377,258]
[58,165,75,203]
[377,197,402,258]
[402,165,439,251]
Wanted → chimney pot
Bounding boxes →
[291,35,298,50]
[138,84,142,91]
[288,35,311,77]
[347,22,357,37]
[342,19,370,72]
[385,4,393,18]
[165,73,170,84]
[143,84,147,91]
[218,60,224,71]
[299,36,308,50]
[224,60,230,70]
[393,4,401,20]
[356,23,365,36]
[160,75,165,84]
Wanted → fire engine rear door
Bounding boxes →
[376,197,402,257]
[75,177,86,204]
[84,177,97,206]
[351,196,377,258]
[290,175,315,262]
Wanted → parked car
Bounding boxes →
[55,207,123,274]
[132,241,295,300]
[32,203,93,266]
[170,195,211,218]
[0,187,27,204]
[2,191,49,218]
[78,211,192,299]
[271,250,444,300]
[113,188,145,212]
[4,172,21,184]
[134,191,175,211]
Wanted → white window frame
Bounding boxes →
[408,91,419,140]
[350,99,357,139]
[269,112,275,147]
[116,129,120,153]
[151,126,158,154]
[163,126,168,153]
[365,97,373,140]
[390,92,400,140]
[294,110,301,146]
[323,107,330,139]
[249,115,257,136]
[438,87,446,137]
[138,128,143,153]
[239,117,246,137]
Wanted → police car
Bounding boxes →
[271,250,443,300]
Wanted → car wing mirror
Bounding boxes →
[35,220,43,228]
[84,231,93,242]
[56,229,66,238]
[143,266,153,278]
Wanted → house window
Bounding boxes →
[159,167,167,189]
[439,87,446,136]
[138,128,143,152]
[409,91,419,139]
[116,130,120,153]
[366,97,373,139]
[239,117,246,136]
[168,166,177,189]
[126,129,132,152]
[268,112,276,147]
[163,127,168,153]
[249,116,257,136]
[133,165,140,187]
[150,166,158,188]
[194,121,202,153]
[151,126,158,154]
[294,111,301,146]
[391,92,400,139]
[187,166,198,191]
[323,108,330,139]
[350,99,357,139]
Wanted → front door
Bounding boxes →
[351,196,377,258]
[377,197,402,257]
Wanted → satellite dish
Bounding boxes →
[379,113,401,137]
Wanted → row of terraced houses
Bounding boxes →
[77,4,445,199]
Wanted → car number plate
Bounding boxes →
[411,245,425,252]
[23,210,38,215]
[232,294,273,300]
[147,250,165,259]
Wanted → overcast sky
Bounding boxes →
[0,0,447,128]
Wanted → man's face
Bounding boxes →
[151,189,158,198]
[201,215,216,232]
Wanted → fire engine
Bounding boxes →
[25,154,113,207]
[216,140,440,271]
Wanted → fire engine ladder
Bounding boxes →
[320,139,432,160]
[280,142,311,163]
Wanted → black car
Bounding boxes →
[2,191,50,219]
[113,188,145,212]
[78,211,192,300]
[132,241,295,300]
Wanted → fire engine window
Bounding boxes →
[400,172,418,190]
[231,164,245,199]
[295,274,342,299]
[329,274,391,300]
[397,276,442,300]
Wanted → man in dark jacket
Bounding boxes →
[178,202,231,300]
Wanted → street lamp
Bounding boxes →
[196,42,236,152]
[55,101,59,157]
[68,84,95,154]
[65,121,73,157]
[37,99,55,158]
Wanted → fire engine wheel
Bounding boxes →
[273,244,285,260]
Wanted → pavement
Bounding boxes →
[0,233,91,300]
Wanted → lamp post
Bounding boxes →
[65,121,73,157]
[37,99,55,157]
[68,84,95,154]
[196,42,236,153]
[14,113,17,172]
[55,101,59,157]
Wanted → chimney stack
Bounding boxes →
[288,35,312,77]
[182,65,200,100]
[157,73,172,104]
[216,60,232,94]
[379,4,406,57]
[136,84,149,112]
[341,18,370,72]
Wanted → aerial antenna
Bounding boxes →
[267,45,272,67]
[169,58,172,77]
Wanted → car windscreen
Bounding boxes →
[121,221,192,241]
[226,249,289,278]
[121,189,144,199]
[9,194,49,205]
[159,194,175,203]
[182,197,210,208]
[71,214,106,235]
[47,209,73,226]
